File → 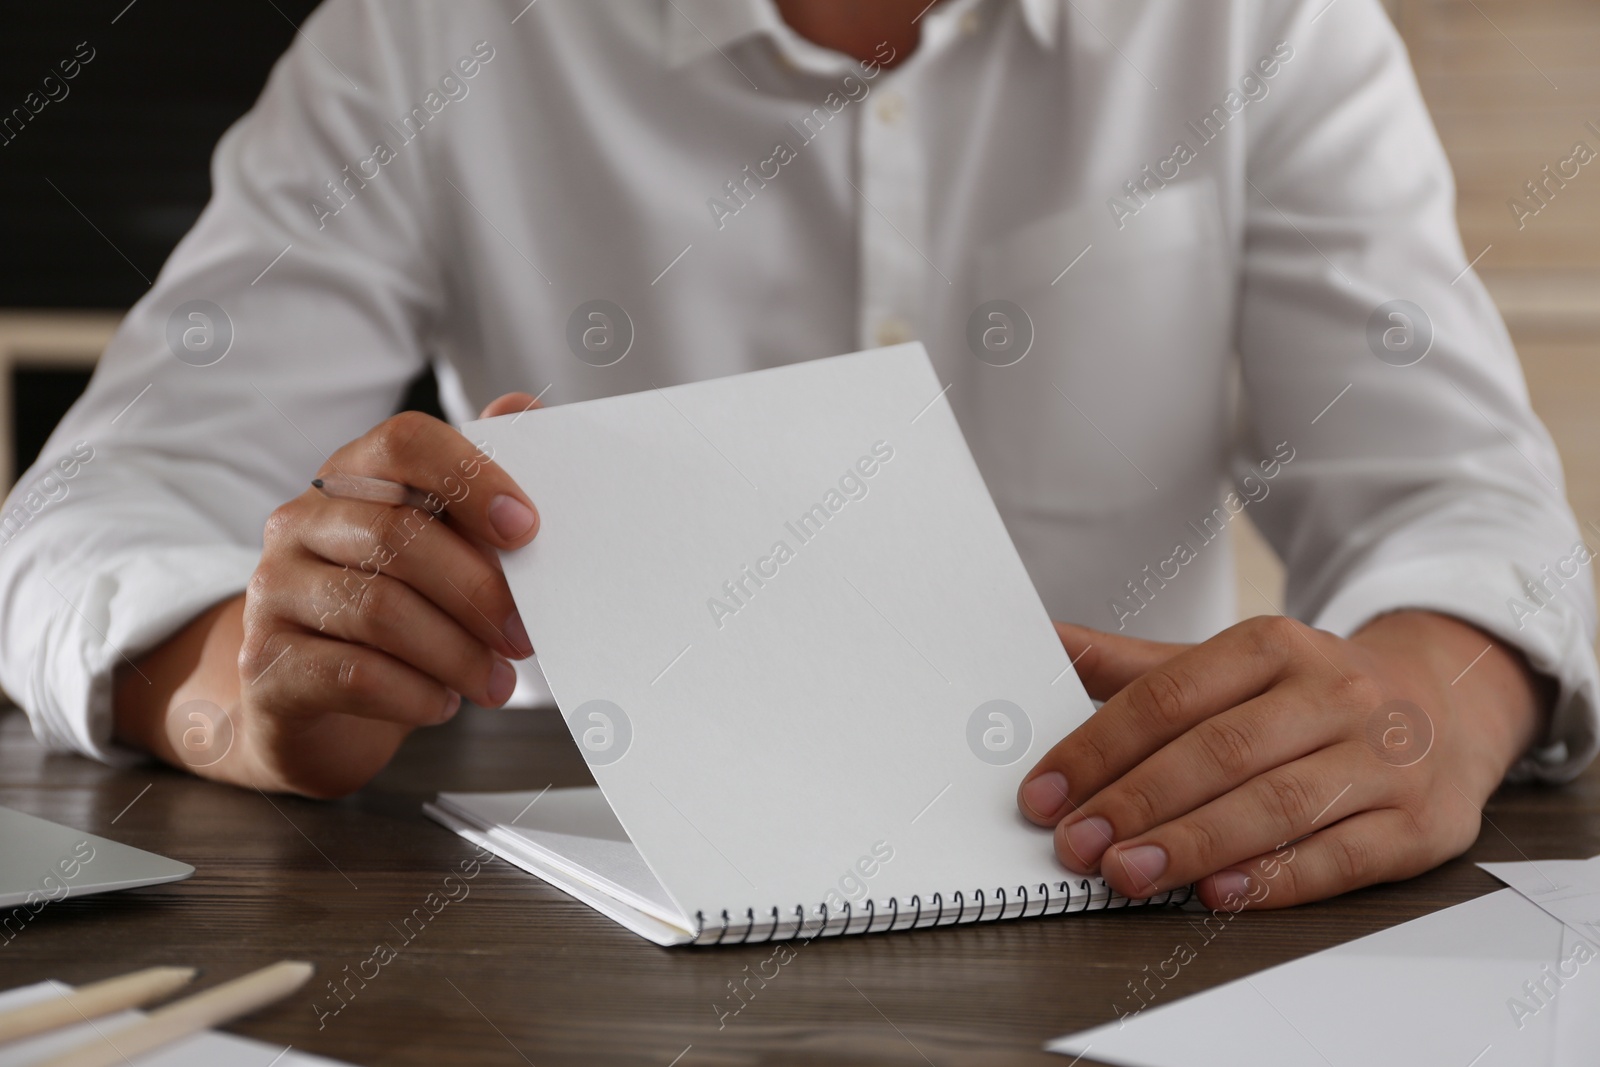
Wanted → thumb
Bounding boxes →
[1053,620,1190,701]
[479,391,543,419]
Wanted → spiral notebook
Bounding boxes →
[424,344,1190,945]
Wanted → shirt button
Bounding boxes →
[875,92,906,125]
[875,317,915,346]
[960,10,981,35]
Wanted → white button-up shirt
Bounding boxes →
[4,0,1595,779]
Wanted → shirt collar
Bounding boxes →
[662,0,1060,70]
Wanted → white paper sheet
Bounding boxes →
[466,344,1098,926]
[0,982,353,1067]
[1483,854,1600,938]
[1048,883,1600,1066]
[433,789,681,924]
[423,796,689,946]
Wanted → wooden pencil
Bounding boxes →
[0,966,196,1045]
[32,960,313,1067]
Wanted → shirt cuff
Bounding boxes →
[28,544,260,764]
[1310,555,1600,784]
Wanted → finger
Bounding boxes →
[1087,744,1383,897]
[239,626,459,727]
[1053,621,1188,701]
[325,410,538,549]
[1190,807,1459,911]
[479,391,543,419]
[450,525,532,653]
[1019,616,1312,825]
[317,571,518,709]
[286,494,531,660]
[264,554,518,709]
[1050,685,1347,872]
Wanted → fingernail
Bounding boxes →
[441,690,462,722]
[487,659,517,706]
[1061,816,1114,871]
[504,612,533,657]
[1113,843,1169,890]
[1020,771,1069,820]
[489,495,537,541]
[1210,869,1253,905]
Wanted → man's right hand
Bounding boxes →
[114,393,542,797]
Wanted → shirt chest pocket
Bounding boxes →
[964,179,1238,519]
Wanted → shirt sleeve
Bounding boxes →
[1237,0,1599,781]
[0,0,447,761]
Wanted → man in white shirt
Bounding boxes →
[3,0,1594,912]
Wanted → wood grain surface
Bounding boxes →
[4,704,1597,1067]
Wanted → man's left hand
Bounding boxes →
[1017,611,1547,910]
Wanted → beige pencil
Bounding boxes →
[312,472,437,511]
[33,960,314,1067]
[0,966,197,1045]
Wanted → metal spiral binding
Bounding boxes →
[692,878,1192,944]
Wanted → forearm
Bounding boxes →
[113,594,257,784]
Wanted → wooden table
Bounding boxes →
[3,704,1597,1067]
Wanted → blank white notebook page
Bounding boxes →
[467,344,1098,925]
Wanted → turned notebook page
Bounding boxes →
[465,344,1097,924]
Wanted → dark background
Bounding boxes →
[1,0,321,307]
[2,0,439,480]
